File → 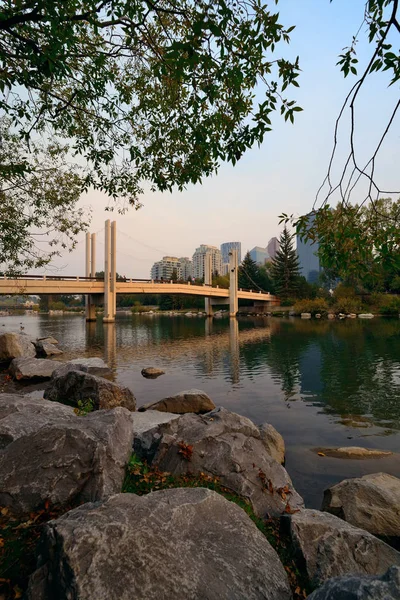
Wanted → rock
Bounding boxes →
[315,313,321,319]
[0,332,36,363]
[313,446,393,459]
[44,369,136,411]
[322,473,400,538]
[131,410,180,459]
[37,336,59,345]
[287,509,400,588]
[0,394,75,449]
[34,340,63,357]
[9,357,60,380]
[358,313,374,319]
[0,395,133,514]
[347,313,357,319]
[132,409,180,436]
[139,389,216,414]
[259,423,285,464]
[27,488,292,600]
[139,407,303,518]
[67,357,112,376]
[306,566,400,600]
[301,313,312,319]
[141,367,165,378]
[327,313,335,319]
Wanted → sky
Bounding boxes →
[47,0,399,279]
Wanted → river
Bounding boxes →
[1,313,400,508]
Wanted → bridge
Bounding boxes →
[0,220,277,322]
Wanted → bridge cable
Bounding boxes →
[239,265,268,294]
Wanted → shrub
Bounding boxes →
[74,398,95,416]
[332,297,362,315]
[292,298,329,316]
[48,301,65,311]
[333,284,357,299]
[379,295,400,316]
[131,304,149,314]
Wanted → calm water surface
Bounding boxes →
[2,313,400,507]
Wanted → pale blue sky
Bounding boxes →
[50,0,399,278]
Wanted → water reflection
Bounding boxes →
[2,314,400,432]
[94,316,400,431]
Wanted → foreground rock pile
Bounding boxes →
[0,338,400,599]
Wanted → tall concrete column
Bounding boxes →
[111,220,117,318]
[103,219,112,323]
[85,233,96,321]
[229,249,238,317]
[204,252,213,317]
[103,220,116,323]
[91,233,96,278]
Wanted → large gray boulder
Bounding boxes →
[44,369,136,411]
[139,388,216,414]
[0,394,74,449]
[307,566,400,599]
[27,488,292,600]
[34,340,63,357]
[0,332,36,363]
[288,509,400,588]
[138,407,303,518]
[9,357,60,380]
[0,394,133,514]
[322,472,400,539]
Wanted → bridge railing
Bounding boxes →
[1,274,271,294]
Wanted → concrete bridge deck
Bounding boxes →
[0,276,275,303]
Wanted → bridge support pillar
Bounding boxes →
[86,296,97,321]
[85,232,98,321]
[204,253,213,317]
[103,219,117,323]
[229,249,238,317]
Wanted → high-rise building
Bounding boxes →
[249,246,269,265]
[150,256,181,280]
[296,215,321,283]
[179,257,192,281]
[192,245,222,280]
[220,242,242,265]
[267,237,279,260]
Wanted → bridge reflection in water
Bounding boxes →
[92,316,273,386]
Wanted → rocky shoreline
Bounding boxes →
[1,331,400,599]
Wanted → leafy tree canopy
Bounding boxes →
[293,198,400,292]
[0,0,301,205]
[0,119,89,273]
